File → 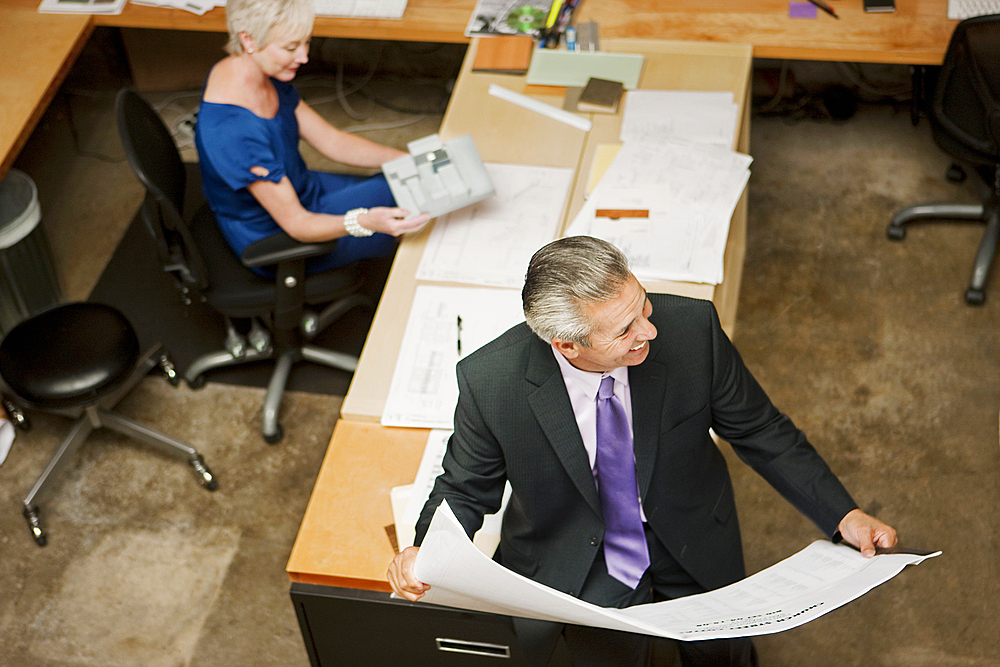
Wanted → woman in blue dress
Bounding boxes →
[195,0,431,275]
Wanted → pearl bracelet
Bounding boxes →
[343,208,373,237]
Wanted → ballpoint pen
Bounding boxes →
[806,0,839,19]
[456,315,462,356]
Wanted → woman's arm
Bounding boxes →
[295,99,405,168]
[247,176,429,243]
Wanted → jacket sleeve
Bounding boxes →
[705,304,858,538]
[414,360,508,546]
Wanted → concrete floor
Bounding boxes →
[0,35,998,667]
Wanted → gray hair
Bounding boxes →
[225,0,315,56]
[522,236,631,346]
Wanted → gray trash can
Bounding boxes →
[0,169,62,336]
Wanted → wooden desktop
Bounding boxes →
[0,0,962,182]
[91,0,959,65]
[0,4,91,178]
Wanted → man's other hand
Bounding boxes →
[838,508,898,558]
[387,546,430,601]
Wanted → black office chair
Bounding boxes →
[116,89,372,442]
[0,302,217,546]
[887,15,1000,305]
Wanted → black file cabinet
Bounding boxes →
[290,584,560,665]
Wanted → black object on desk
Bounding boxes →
[863,0,895,12]
[806,0,839,19]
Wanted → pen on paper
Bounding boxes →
[807,0,839,18]
[456,315,462,356]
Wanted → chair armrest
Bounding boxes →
[241,233,339,268]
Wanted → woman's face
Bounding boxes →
[248,26,310,81]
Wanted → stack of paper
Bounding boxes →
[567,90,751,285]
[381,285,526,429]
[568,140,751,285]
[416,163,574,288]
[129,0,223,16]
[619,90,741,150]
[39,0,128,14]
[312,0,408,18]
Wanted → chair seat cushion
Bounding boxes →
[0,302,140,408]
[188,205,364,318]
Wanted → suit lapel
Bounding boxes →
[525,340,602,515]
[628,350,668,499]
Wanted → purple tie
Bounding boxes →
[595,375,650,589]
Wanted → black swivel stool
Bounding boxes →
[0,302,218,546]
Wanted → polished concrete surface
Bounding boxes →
[0,37,997,667]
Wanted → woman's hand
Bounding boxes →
[359,208,432,237]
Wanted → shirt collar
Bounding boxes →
[551,346,630,399]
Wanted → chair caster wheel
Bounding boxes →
[2,397,30,431]
[23,506,47,547]
[190,455,219,491]
[264,424,284,444]
[188,375,207,390]
[965,288,985,305]
[158,353,181,386]
[886,224,906,241]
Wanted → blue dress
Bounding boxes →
[194,78,397,275]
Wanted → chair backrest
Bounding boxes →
[932,15,1000,169]
[116,88,210,292]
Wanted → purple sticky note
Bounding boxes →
[789,1,818,17]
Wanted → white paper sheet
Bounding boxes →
[38,0,127,14]
[620,90,740,149]
[416,163,574,288]
[415,501,940,640]
[567,140,751,285]
[381,286,525,428]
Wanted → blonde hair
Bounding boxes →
[225,0,315,55]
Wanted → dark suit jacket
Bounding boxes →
[415,294,857,603]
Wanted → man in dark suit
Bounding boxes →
[388,236,897,666]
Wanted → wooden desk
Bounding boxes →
[0,0,961,182]
[574,0,958,65]
[0,4,92,179]
[96,0,958,65]
[92,0,473,43]
[341,37,753,422]
[286,419,428,591]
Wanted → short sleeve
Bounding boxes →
[196,107,287,192]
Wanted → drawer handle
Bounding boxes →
[435,637,511,658]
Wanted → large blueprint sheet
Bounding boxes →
[414,501,939,640]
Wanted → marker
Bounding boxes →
[544,0,563,30]
[565,26,577,51]
[806,0,839,18]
